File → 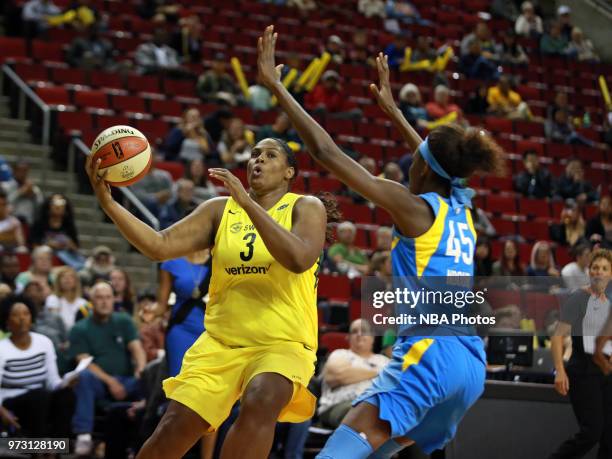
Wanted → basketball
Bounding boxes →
[90,125,152,187]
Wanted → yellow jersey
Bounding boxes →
[206,193,319,350]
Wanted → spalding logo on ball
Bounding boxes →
[90,125,152,187]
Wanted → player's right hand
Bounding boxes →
[593,336,612,375]
[85,155,113,207]
[257,25,283,89]
[554,369,569,396]
[370,53,397,115]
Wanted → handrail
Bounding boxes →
[72,137,160,231]
[1,64,51,146]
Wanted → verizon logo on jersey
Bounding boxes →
[225,264,271,275]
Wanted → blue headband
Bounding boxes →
[418,137,474,209]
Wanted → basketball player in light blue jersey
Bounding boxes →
[258,26,506,458]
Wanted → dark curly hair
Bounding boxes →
[0,294,37,332]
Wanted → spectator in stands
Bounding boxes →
[159,178,198,229]
[0,253,20,290]
[368,251,392,292]
[381,162,404,184]
[540,21,568,56]
[475,237,494,276]
[171,14,202,64]
[348,31,376,67]
[527,241,560,277]
[287,0,317,14]
[385,0,429,26]
[31,194,85,270]
[324,35,346,65]
[496,30,529,66]
[46,0,97,31]
[3,160,44,225]
[137,0,180,22]
[67,24,114,70]
[305,70,361,119]
[25,279,68,354]
[0,295,75,439]
[218,118,255,169]
[0,190,27,253]
[328,221,369,277]
[110,268,135,315]
[557,5,574,41]
[15,245,53,295]
[383,34,408,70]
[78,245,115,287]
[398,83,428,128]
[472,202,496,238]
[22,0,61,37]
[461,22,498,60]
[44,266,87,332]
[204,109,234,144]
[248,77,273,111]
[546,109,594,147]
[514,1,543,38]
[561,241,591,291]
[487,75,532,120]
[196,52,241,106]
[359,156,377,175]
[425,85,463,121]
[163,108,219,166]
[135,28,183,76]
[358,0,385,18]
[373,226,393,255]
[513,150,554,199]
[550,248,611,459]
[134,290,164,362]
[550,199,586,247]
[185,158,218,203]
[458,40,499,81]
[547,91,572,121]
[466,84,490,115]
[492,239,525,276]
[69,282,145,456]
[566,27,600,62]
[586,195,612,249]
[130,157,174,219]
[555,159,598,204]
[256,113,301,148]
[318,319,389,428]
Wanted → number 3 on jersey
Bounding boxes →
[240,233,256,261]
[445,221,474,265]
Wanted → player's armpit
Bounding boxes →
[287,195,327,272]
[157,197,228,261]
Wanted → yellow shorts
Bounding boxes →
[162,332,317,431]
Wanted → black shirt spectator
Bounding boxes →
[495,30,528,66]
[67,24,114,69]
[513,150,554,199]
[550,200,587,247]
[475,238,494,276]
[170,14,202,63]
[159,179,197,229]
[555,159,598,203]
[204,109,234,144]
[466,85,490,115]
[0,253,20,290]
[586,195,612,249]
[196,52,240,106]
[31,194,79,252]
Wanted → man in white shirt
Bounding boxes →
[561,242,591,291]
[22,0,60,36]
[318,319,389,428]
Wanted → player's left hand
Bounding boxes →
[593,336,612,375]
[257,25,284,89]
[370,53,397,116]
[209,168,251,208]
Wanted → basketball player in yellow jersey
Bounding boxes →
[85,138,338,459]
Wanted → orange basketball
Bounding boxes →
[90,125,152,187]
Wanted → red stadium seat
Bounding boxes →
[155,161,185,181]
[318,274,351,300]
[515,140,544,155]
[482,176,513,192]
[326,119,356,136]
[31,40,65,62]
[514,120,544,138]
[51,67,87,86]
[0,37,28,62]
[126,74,160,93]
[96,114,130,130]
[484,117,513,134]
[134,119,170,141]
[74,89,109,109]
[150,99,183,117]
[490,218,517,236]
[319,332,349,353]
[112,95,147,114]
[163,79,197,97]
[90,71,124,89]
[308,175,343,193]
[519,197,550,218]
[14,63,48,82]
[338,202,373,224]
[374,207,393,226]
[518,219,550,242]
[35,86,70,106]
[57,111,94,132]
[486,194,518,215]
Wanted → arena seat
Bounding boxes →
[112,94,147,114]
[318,274,351,301]
[518,220,551,243]
[155,161,185,181]
[74,89,109,110]
[31,40,65,62]
[35,86,71,106]
[486,194,518,215]
[319,332,349,353]
[0,37,28,62]
[51,67,88,86]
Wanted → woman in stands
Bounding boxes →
[258,26,505,458]
[86,133,338,458]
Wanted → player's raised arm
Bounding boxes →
[257,26,426,226]
[370,52,423,151]
[85,155,224,261]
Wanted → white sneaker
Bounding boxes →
[75,433,93,456]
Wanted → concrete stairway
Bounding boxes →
[0,96,157,292]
